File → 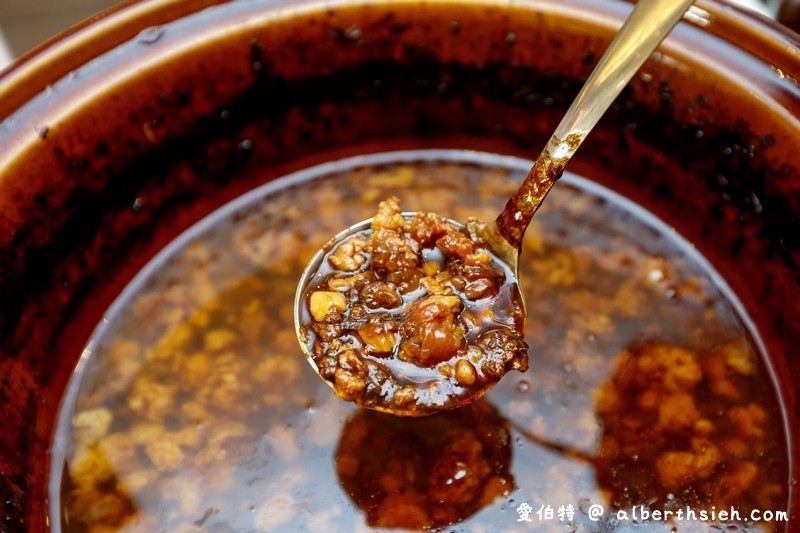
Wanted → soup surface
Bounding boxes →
[50,151,789,532]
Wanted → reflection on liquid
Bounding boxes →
[49,154,789,532]
[335,400,514,530]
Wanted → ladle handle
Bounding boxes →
[495,0,696,250]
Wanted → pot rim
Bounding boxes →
[0,0,798,125]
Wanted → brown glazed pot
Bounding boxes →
[0,0,798,530]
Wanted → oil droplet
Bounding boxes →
[137,26,166,45]
[517,380,530,393]
[344,26,362,41]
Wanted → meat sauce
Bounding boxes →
[298,197,527,416]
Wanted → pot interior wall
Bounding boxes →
[0,0,797,529]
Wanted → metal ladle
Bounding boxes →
[295,0,696,413]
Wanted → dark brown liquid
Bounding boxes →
[50,152,789,532]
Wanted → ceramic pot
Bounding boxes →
[0,0,798,529]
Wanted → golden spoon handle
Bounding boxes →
[495,0,696,251]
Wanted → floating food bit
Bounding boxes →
[455,359,477,385]
[400,297,466,365]
[299,197,528,415]
[309,291,347,322]
[595,342,781,512]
